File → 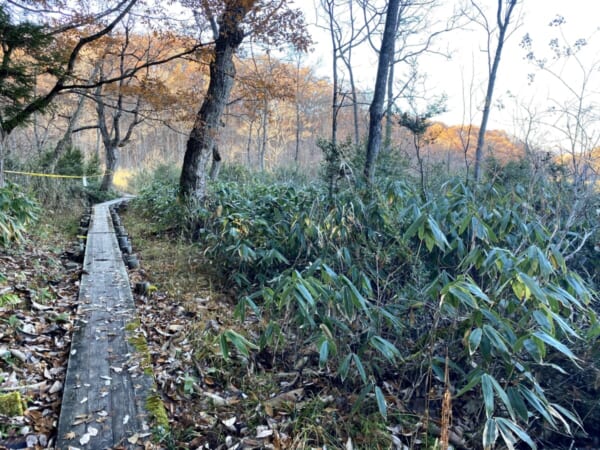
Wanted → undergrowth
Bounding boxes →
[132,161,600,449]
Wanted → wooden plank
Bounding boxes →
[56,199,157,449]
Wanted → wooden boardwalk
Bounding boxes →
[56,199,160,449]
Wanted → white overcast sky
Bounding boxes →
[297,0,600,145]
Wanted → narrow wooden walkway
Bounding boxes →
[56,199,158,449]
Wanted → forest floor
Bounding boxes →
[0,217,82,449]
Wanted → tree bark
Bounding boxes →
[179,1,254,200]
[384,41,396,152]
[473,0,518,182]
[209,144,222,180]
[100,145,118,191]
[259,100,268,171]
[0,131,6,188]
[364,0,401,183]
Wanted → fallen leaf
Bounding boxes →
[128,433,139,444]
[80,433,90,445]
[64,431,76,440]
[256,426,273,439]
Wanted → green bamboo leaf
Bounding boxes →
[468,328,483,355]
[375,385,387,420]
[220,333,229,359]
[518,273,547,303]
[338,353,352,381]
[481,374,495,418]
[427,215,450,250]
[507,386,529,422]
[369,336,401,362]
[483,418,498,450]
[403,212,426,239]
[295,282,315,307]
[550,402,583,430]
[549,245,567,273]
[496,418,537,449]
[319,340,329,368]
[224,330,258,358]
[547,309,580,339]
[341,275,371,318]
[519,386,556,427]
[490,376,515,420]
[523,338,544,362]
[533,310,552,333]
[353,354,367,383]
[483,325,509,355]
[532,331,579,363]
[448,284,478,309]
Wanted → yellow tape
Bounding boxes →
[5,170,102,179]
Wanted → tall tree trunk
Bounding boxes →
[0,131,6,188]
[384,44,396,152]
[294,100,301,163]
[473,0,518,182]
[364,0,401,183]
[323,0,339,147]
[294,55,301,163]
[179,2,253,200]
[100,145,118,191]
[246,120,253,167]
[209,144,222,180]
[259,101,268,171]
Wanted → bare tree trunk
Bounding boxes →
[246,120,254,167]
[322,0,339,147]
[364,0,401,183]
[384,41,396,152]
[348,59,360,146]
[259,101,268,171]
[294,54,302,163]
[0,131,6,188]
[179,1,253,200]
[473,0,518,182]
[101,145,118,191]
[209,144,221,180]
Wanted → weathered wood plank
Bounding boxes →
[56,199,157,449]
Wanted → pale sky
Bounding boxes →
[298,0,600,147]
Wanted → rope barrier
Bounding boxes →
[5,170,102,179]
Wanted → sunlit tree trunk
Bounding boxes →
[180,1,254,200]
[364,0,401,183]
[473,0,518,182]
[101,145,118,191]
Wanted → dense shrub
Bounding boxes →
[134,164,599,449]
[0,184,39,246]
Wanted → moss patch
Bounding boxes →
[125,319,152,375]
[146,393,169,430]
[125,318,141,332]
[0,391,24,416]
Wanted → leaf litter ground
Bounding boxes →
[0,232,81,449]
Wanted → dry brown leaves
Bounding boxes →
[0,239,80,449]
